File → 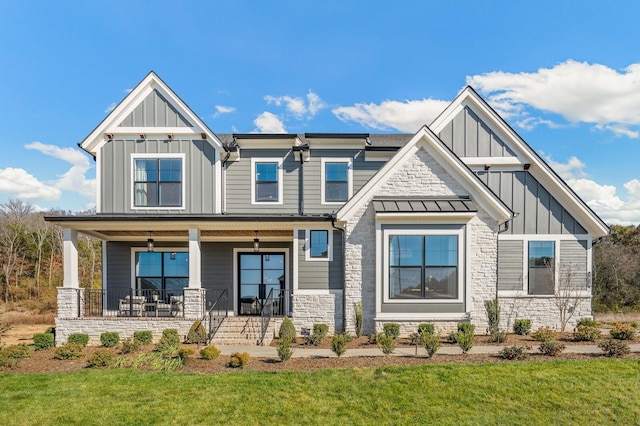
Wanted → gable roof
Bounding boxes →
[79,71,225,156]
[431,86,609,237]
[337,125,513,223]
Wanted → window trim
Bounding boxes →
[528,240,555,295]
[321,157,353,205]
[305,229,333,262]
[130,247,189,291]
[251,157,284,205]
[130,153,186,210]
[382,227,464,304]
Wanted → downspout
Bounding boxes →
[298,148,305,216]
[330,212,346,333]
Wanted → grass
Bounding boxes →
[1,359,639,424]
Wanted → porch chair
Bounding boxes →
[170,295,184,316]
[118,295,146,317]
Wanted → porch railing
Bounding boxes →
[259,288,292,345]
[77,288,186,318]
[201,289,229,344]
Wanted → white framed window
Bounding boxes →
[305,229,333,261]
[321,158,352,204]
[382,227,464,304]
[131,153,185,209]
[251,158,283,205]
[528,241,555,295]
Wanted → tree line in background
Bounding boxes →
[0,198,639,313]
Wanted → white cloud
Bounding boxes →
[253,112,286,133]
[104,102,117,114]
[0,167,61,200]
[264,91,325,119]
[545,154,587,180]
[333,98,450,132]
[213,105,236,117]
[467,60,640,136]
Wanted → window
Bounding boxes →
[528,241,554,295]
[135,251,189,298]
[305,229,333,261]
[133,156,183,207]
[389,234,458,299]
[252,158,283,204]
[321,158,352,204]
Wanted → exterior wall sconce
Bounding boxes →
[147,231,155,252]
[139,133,146,140]
[167,133,173,140]
[254,230,259,252]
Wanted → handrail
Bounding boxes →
[259,287,276,346]
[202,289,228,344]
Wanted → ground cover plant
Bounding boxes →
[0,360,638,424]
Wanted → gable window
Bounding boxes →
[321,158,352,204]
[133,155,184,208]
[388,234,459,300]
[252,158,283,204]
[528,241,555,295]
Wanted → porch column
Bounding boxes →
[62,228,79,288]
[188,228,202,289]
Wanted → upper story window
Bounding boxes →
[132,154,185,208]
[528,241,555,295]
[321,158,352,204]
[251,158,283,205]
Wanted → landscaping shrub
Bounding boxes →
[418,323,435,337]
[67,333,89,347]
[631,321,638,329]
[598,338,631,358]
[484,298,500,336]
[200,345,221,360]
[539,340,565,356]
[499,345,530,360]
[0,344,32,370]
[100,332,120,348]
[383,323,400,340]
[279,317,296,342]
[513,319,532,336]
[277,337,294,362]
[576,318,598,328]
[377,333,396,356]
[186,320,207,345]
[573,325,602,342]
[54,343,84,360]
[33,332,55,351]
[155,329,181,357]
[368,332,378,345]
[133,330,153,345]
[120,338,141,354]
[228,352,250,368]
[423,332,441,358]
[609,323,636,340]
[331,333,350,358]
[305,323,329,346]
[531,327,558,342]
[455,329,474,354]
[447,332,458,344]
[86,349,115,368]
[177,347,195,362]
[354,302,363,337]
[457,322,475,335]
[488,331,508,344]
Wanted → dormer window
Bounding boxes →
[321,158,352,204]
[132,154,185,209]
[251,158,283,204]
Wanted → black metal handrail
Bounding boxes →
[202,289,228,344]
[259,288,276,346]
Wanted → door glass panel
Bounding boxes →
[239,252,285,315]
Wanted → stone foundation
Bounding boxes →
[498,296,592,332]
[291,291,344,334]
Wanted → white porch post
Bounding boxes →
[63,228,79,288]
[188,228,202,289]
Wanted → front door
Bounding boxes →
[238,252,285,315]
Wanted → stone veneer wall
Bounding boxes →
[498,296,592,331]
[291,291,343,334]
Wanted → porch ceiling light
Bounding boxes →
[254,230,259,253]
[147,231,155,252]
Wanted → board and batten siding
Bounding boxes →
[118,89,191,128]
[100,138,217,214]
[296,230,344,290]
[497,240,523,291]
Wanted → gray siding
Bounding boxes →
[119,90,191,127]
[477,171,588,235]
[296,230,344,290]
[498,240,523,291]
[100,138,218,214]
[559,240,588,290]
[105,242,133,293]
[438,106,516,158]
[225,149,298,214]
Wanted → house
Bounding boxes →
[46,72,609,345]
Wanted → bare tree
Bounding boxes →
[549,261,585,332]
[0,200,32,303]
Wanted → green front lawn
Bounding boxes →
[1,359,638,425]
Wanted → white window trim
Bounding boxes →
[321,157,353,205]
[130,153,186,210]
[251,157,284,205]
[304,229,333,262]
[130,247,189,291]
[498,234,592,297]
[381,227,465,304]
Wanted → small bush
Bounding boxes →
[331,333,350,358]
[484,298,501,336]
[609,323,636,340]
[177,347,195,361]
[86,350,115,368]
[377,333,396,356]
[598,338,631,358]
[488,331,508,344]
[155,329,181,357]
[0,344,32,370]
[354,302,363,337]
[418,323,435,337]
[54,343,84,360]
[279,317,296,342]
[423,332,441,358]
[120,338,141,354]
[499,345,530,360]
[277,337,294,362]
[383,323,400,340]
[513,319,532,336]
[455,330,474,354]
[367,332,378,345]
[100,332,120,348]
[67,333,89,347]
[531,327,558,342]
[539,340,565,356]
[457,322,475,335]
[631,321,638,329]
[228,352,250,368]
[133,331,153,345]
[447,332,458,344]
[305,323,329,346]
[576,318,598,328]
[200,345,221,360]
[573,325,602,342]
[186,320,207,345]
[33,333,55,351]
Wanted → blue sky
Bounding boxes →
[0,1,639,224]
